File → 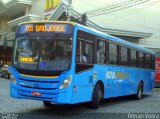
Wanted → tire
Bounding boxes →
[134,82,143,100]
[88,83,101,109]
[43,101,52,107]
[5,74,8,79]
[5,74,9,79]
[0,73,3,77]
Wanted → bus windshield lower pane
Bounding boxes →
[13,36,72,71]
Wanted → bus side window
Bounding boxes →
[75,31,95,73]
[97,40,106,64]
[145,54,151,69]
[151,56,155,69]
[76,40,80,63]
[130,49,136,67]
[136,51,139,67]
[76,33,94,64]
[121,46,128,66]
[80,41,93,64]
[109,43,117,65]
[139,52,145,68]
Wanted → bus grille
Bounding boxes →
[15,77,61,98]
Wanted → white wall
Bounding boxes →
[30,0,45,19]
[0,16,12,31]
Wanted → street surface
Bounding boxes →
[0,77,160,119]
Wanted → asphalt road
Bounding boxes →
[0,78,160,119]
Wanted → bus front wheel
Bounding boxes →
[134,82,143,100]
[88,83,101,109]
[43,101,52,107]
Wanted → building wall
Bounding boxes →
[0,16,12,32]
[30,0,45,18]
[0,47,12,64]
[44,0,61,20]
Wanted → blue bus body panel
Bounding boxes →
[10,65,154,104]
[72,69,94,103]
[10,67,74,104]
[71,65,155,103]
[71,24,155,104]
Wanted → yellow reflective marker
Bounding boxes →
[21,74,58,78]
[19,57,34,63]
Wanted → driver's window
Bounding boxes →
[77,41,93,64]
[75,31,95,73]
[76,31,94,64]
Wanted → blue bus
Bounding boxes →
[10,21,155,109]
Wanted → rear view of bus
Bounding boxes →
[10,21,75,105]
[155,52,160,87]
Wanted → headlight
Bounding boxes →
[10,74,17,85]
[59,75,72,89]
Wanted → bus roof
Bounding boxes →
[75,23,155,55]
[18,21,154,55]
[19,21,76,25]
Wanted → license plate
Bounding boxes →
[31,92,42,96]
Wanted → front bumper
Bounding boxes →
[10,82,72,104]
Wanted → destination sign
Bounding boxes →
[18,23,72,34]
[25,24,66,32]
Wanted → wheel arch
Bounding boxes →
[139,80,144,92]
[96,80,104,99]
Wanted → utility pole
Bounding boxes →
[67,0,72,21]
[3,33,8,49]
[82,13,87,25]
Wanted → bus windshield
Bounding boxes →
[13,36,72,71]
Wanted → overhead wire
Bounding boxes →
[103,0,160,34]
[105,0,160,20]
[85,0,133,14]
[72,0,160,39]
[85,0,160,38]
[87,0,150,17]
[73,0,128,20]
[113,16,160,31]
